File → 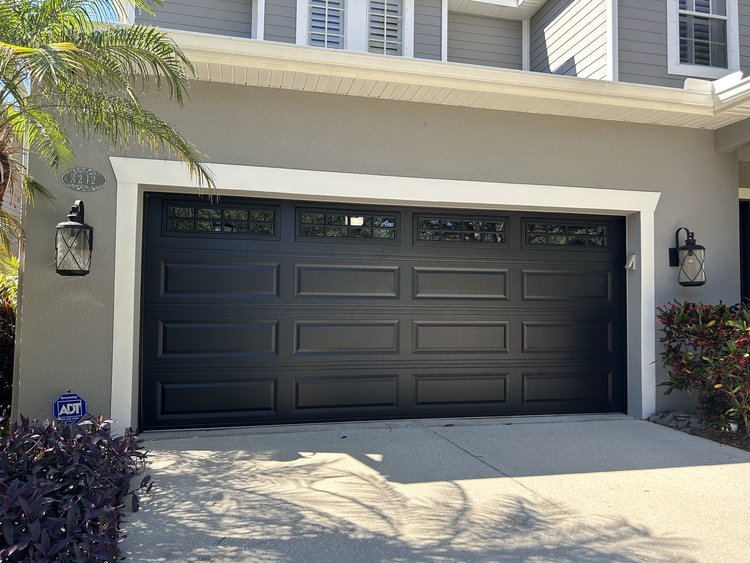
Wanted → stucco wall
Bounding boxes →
[15,81,741,422]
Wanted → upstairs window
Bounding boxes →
[309,0,345,49]
[298,0,413,57]
[679,0,727,67]
[369,1,402,56]
[668,0,739,78]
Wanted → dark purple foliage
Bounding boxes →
[0,415,151,562]
[0,299,14,418]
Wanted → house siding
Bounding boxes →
[135,0,253,38]
[530,0,608,79]
[618,0,750,88]
[264,0,297,44]
[414,0,442,61]
[447,13,522,69]
[739,0,750,76]
[617,0,684,88]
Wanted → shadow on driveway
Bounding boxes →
[122,415,749,562]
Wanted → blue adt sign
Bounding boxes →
[53,393,87,424]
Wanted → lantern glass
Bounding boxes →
[678,246,706,287]
[55,223,93,275]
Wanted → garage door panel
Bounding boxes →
[163,261,280,297]
[294,376,399,410]
[522,321,612,353]
[160,380,276,415]
[293,320,400,355]
[412,321,509,353]
[414,374,508,405]
[159,321,279,357]
[522,371,613,408]
[141,194,625,429]
[521,269,612,302]
[295,264,401,298]
[413,267,509,300]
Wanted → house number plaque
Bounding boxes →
[62,168,106,192]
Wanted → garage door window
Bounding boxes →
[417,216,506,243]
[298,210,397,240]
[166,204,276,236]
[525,221,608,247]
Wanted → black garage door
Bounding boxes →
[141,193,625,430]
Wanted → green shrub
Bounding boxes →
[657,301,750,434]
[0,415,151,561]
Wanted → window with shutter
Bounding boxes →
[309,0,345,49]
[679,0,728,67]
[667,0,739,78]
[369,1,402,56]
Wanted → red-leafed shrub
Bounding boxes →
[0,416,151,561]
[657,301,750,434]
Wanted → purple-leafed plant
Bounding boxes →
[0,415,151,561]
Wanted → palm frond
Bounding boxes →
[58,83,213,187]
[72,25,193,102]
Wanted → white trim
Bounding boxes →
[296,0,308,45]
[521,18,530,71]
[110,182,142,434]
[403,0,415,58]
[441,0,448,61]
[667,0,740,79]
[252,0,265,40]
[108,157,661,433]
[347,1,366,51]
[739,188,750,199]
[605,0,618,81]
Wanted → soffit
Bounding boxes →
[171,31,750,131]
[448,0,548,19]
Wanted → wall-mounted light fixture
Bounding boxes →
[55,200,93,276]
[669,227,706,287]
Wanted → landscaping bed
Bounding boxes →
[688,427,750,453]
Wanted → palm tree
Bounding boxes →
[0,0,214,249]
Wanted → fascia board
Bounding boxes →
[712,76,750,113]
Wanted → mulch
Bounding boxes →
[686,427,750,453]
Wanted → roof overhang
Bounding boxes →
[448,0,548,19]
[171,30,750,131]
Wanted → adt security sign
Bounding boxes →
[53,393,87,424]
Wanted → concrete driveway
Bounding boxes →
[122,414,750,562]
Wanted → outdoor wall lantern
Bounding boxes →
[669,227,706,287]
[55,200,93,276]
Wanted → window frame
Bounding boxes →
[297,0,414,57]
[667,0,740,79]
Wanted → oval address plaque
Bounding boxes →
[62,168,106,192]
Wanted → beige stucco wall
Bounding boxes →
[14,81,742,423]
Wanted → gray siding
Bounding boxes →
[618,0,750,88]
[447,13,522,69]
[135,0,253,38]
[739,0,750,77]
[617,0,683,87]
[414,0,442,61]
[530,0,608,79]
[265,0,297,44]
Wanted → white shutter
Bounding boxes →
[309,0,345,49]
[369,0,402,55]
